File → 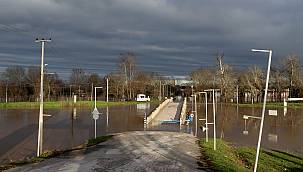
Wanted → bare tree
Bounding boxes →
[69,68,87,97]
[107,72,124,100]
[216,53,236,102]
[245,66,264,103]
[270,66,287,101]
[118,52,136,100]
[190,68,215,91]
[3,66,27,101]
[282,54,303,97]
[26,66,40,101]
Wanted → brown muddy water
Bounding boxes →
[194,103,303,155]
[0,103,158,164]
[0,102,302,165]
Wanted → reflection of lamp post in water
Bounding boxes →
[195,92,208,142]
[242,115,262,135]
[204,89,220,150]
[106,106,109,133]
[92,87,103,138]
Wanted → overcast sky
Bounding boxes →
[0,0,303,79]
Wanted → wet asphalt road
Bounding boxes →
[8,131,206,172]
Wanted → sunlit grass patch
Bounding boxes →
[200,139,303,172]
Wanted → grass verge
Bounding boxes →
[0,100,156,109]
[0,135,113,171]
[200,139,303,172]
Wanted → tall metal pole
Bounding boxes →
[191,85,194,113]
[253,49,272,172]
[94,87,97,109]
[35,38,51,157]
[212,89,216,150]
[205,93,208,142]
[106,78,109,102]
[194,94,197,137]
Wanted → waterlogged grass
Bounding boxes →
[236,102,303,108]
[86,135,113,147]
[200,139,303,172]
[0,100,151,109]
[0,135,113,171]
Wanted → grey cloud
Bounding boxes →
[0,0,303,78]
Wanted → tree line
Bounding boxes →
[0,53,169,102]
[190,53,302,103]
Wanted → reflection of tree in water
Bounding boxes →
[285,108,303,136]
[218,104,237,139]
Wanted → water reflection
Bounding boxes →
[1,103,302,164]
[0,103,158,164]
[196,103,303,154]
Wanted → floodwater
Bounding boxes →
[0,103,158,164]
[1,102,302,164]
[194,103,303,155]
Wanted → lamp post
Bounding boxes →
[106,78,109,102]
[251,49,272,172]
[193,94,197,136]
[191,85,194,114]
[35,38,51,157]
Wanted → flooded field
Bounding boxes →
[1,102,302,165]
[194,103,303,154]
[0,103,158,164]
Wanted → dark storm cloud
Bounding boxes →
[0,0,303,78]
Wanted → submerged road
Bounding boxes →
[8,131,205,172]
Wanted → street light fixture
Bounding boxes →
[251,48,272,172]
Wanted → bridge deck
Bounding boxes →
[150,101,183,125]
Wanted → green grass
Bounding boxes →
[235,102,303,109]
[0,135,113,171]
[0,100,156,109]
[200,139,303,172]
[86,135,113,147]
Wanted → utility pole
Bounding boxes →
[191,85,194,113]
[194,94,197,137]
[212,89,216,150]
[106,78,109,102]
[35,38,51,157]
